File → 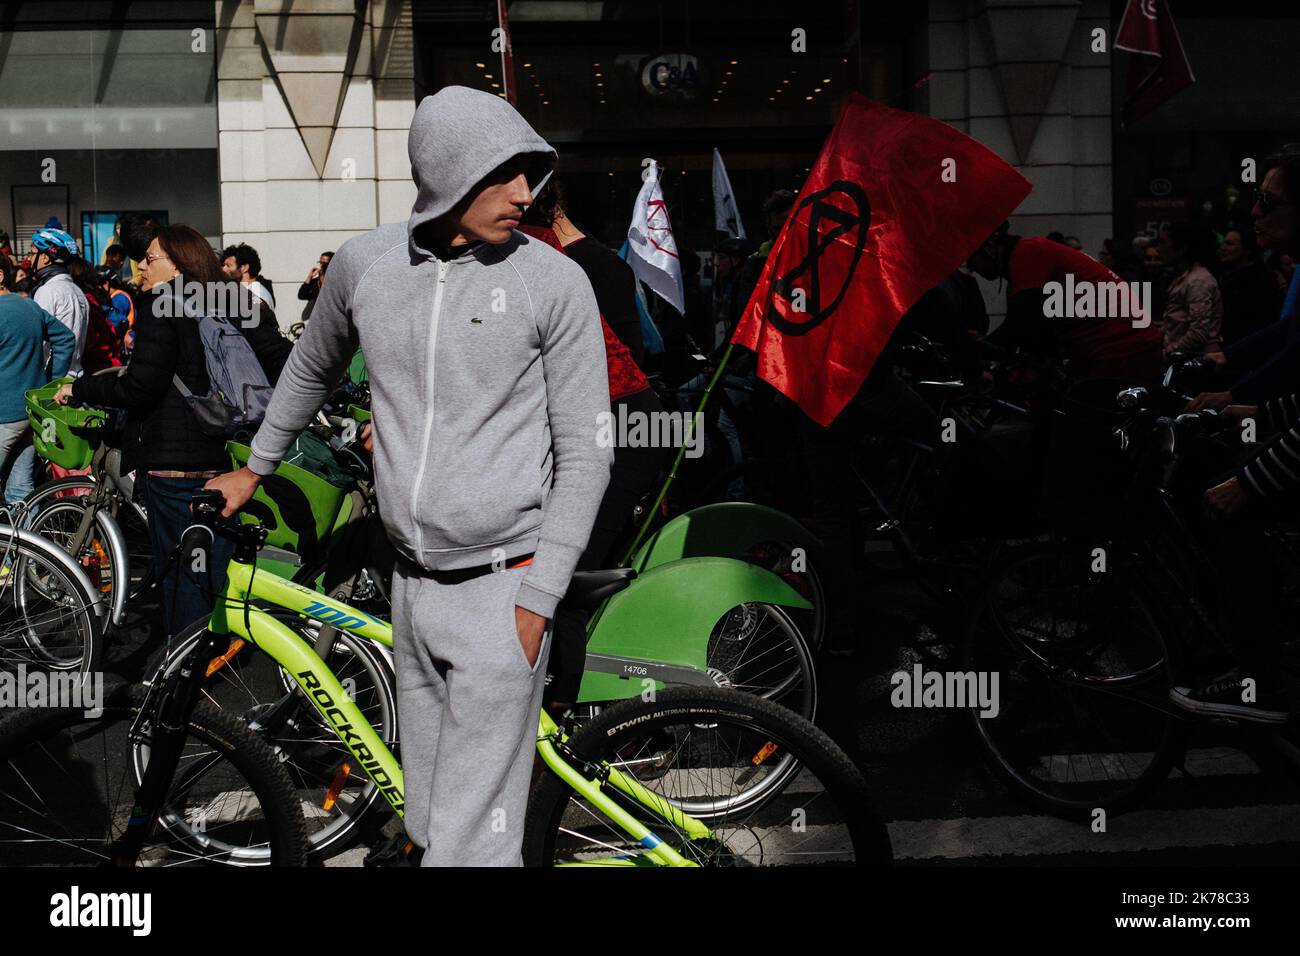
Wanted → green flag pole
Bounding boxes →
[617,341,737,566]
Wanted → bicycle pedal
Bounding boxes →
[363,833,422,867]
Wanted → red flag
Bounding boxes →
[1115,0,1195,126]
[731,93,1031,427]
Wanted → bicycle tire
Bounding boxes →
[964,541,1184,820]
[0,683,309,866]
[148,610,397,861]
[0,525,103,678]
[523,686,891,867]
[23,476,154,603]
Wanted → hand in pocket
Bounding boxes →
[514,604,547,668]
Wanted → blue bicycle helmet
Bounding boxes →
[29,227,79,260]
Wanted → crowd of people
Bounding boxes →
[1,83,1298,861]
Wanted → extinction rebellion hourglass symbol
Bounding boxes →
[764,180,871,337]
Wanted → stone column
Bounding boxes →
[923,0,1112,323]
[215,0,414,328]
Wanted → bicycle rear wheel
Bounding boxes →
[524,686,891,866]
[0,683,308,866]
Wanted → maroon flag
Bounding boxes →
[731,93,1031,427]
[497,0,517,106]
[1115,0,1195,126]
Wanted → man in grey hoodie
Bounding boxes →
[207,86,612,866]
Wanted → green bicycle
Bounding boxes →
[0,491,890,866]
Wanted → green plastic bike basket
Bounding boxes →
[227,441,348,558]
[25,380,109,471]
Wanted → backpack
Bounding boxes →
[173,313,274,438]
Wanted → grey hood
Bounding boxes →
[406,86,556,243]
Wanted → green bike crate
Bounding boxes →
[25,379,109,470]
[227,439,350,559]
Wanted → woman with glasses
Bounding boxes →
[52,225,282,641]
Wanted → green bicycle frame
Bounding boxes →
[208,559,711,865]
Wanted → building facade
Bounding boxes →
[2,0,1293,328]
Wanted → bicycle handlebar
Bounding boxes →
[189,489,267,550]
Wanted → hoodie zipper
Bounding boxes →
[409,258,448,564]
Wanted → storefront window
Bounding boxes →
[0,23,219,258]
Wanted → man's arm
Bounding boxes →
[514,277,613,620]
[246,251,359,477]
[1238,425,1300,501]
[40,304,76,379]
[1229,336,1300,404]
[1225,315,1287,371]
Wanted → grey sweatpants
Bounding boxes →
[391,562,552,867]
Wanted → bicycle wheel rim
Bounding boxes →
[527,689,886,866]
[0,536,99,675]
[706,602,818,720]
[965,578,1181,817]
[150,614,395,859]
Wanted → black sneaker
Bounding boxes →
[1169,673,1289,725]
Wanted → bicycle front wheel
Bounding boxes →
[149,611,397,861]
[524,686,891,867]
[964,541,1183,819]
[0,684,309,866]
[0,525,103,677]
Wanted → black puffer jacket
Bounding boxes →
[72,285,292,473]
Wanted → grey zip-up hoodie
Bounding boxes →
[248,86,612,618]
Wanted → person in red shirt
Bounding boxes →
[519,179,667,709]
[66,256,123,374]
[966,222,1164,383]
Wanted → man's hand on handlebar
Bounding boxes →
[1203,476,1248,519]
[1185,390,1232,413]
[203,466,263,518]
[360,422,373,455]
[52,383,75,405]
[1221,404,1260,422]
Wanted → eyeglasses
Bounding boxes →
[142,251,170,265]
[1254,187,1294,215]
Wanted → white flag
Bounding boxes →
[627,163,686,315]
[712,148,746,239]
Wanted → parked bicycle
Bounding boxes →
[0,491,892,867]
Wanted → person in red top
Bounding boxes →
[966,221,1164,382]
[520,178,667,707]
[66,256,123,374]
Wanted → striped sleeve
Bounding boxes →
[1240,425,1300,498]
[1259,393,1300,431]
